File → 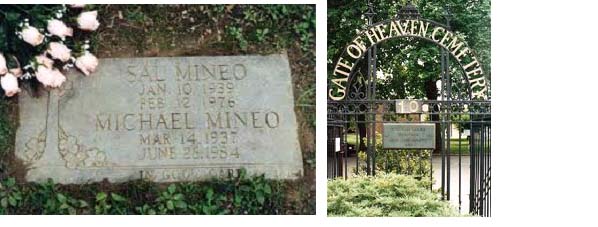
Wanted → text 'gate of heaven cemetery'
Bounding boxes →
[16,54,304,183]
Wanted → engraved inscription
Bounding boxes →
[383,123,436,149]
[16,55,303,183]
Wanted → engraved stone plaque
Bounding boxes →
[15,54,303,183]
[382,123,435,149]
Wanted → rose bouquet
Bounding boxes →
[0,4,100,97]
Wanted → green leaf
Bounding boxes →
[5,12,20,24]
[68,207,76,215]
[264,184,272,194]
[175,200,187,209]
[8,196,16,206]
[205,188,214,200]
[57,193,67,203]
[59,203,70,210]
[234,194,241,204]
[111,193,126,202]
[6,178,15,187]
[167,184,176,194]
[173,193,184,201]
[238,168,247,179]
[239,185,251,192]
[96,192,107,201]
[256,191,265,205]
[79,200,89,208]
[1,198,8,208]
[166,200,174,210]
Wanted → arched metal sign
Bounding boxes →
[328,18,488,101]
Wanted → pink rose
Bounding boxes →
[47,19,73,39]
[75,52,99,76]
[50,69,67,87]
[36,65,66,88]
[77,11,100,31]
[0,54,7,75]
[47,42,72,62]
[69,4,85,8]
[21,26,44,46]
[36,55,54,68]
[35,65,54,86]
[1,73,21,97]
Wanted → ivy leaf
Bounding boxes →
[175,200,187,209]
[234,194,241,204]
[5,12,21,24]
[111,193,126,202]
[166,200,174,210]
[59,203,70,210]
[96,192,107,201]
[1,198,8,208]
[6,178,15,187]
[167,184,176,194]
[205,188,214,200]
[8,196,16,206]
[239,185,251,192]
[264,184,272,194]
[256,191,265,205]
[173,193,183,201]
[56,193,67,203]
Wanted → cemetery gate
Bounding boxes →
[327,3,491,216]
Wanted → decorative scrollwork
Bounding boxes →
[348,72,367,100]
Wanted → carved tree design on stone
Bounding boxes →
[47,79,111,169]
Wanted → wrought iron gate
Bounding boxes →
[327,3,491,217]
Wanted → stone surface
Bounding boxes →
[16,54,303,183]
[382,123,435,149]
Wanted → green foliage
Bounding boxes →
[225,26,248,50]
[0,169,291,215]
[357,133,432,177]
[225,5,315,52]
[189,187,227,215]
[0,99,14,174]
[229,169,276,214]
[297,83,316,128]
[21,179,88,215]
[155,184,188,214]
[327,173,461,217]
[124,6,147,23]
[328,0,490,100]
[94,192,129,214]
[0,178,23,214]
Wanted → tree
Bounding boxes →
[328,0,491,154]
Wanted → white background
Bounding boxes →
[4,0,598,226]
